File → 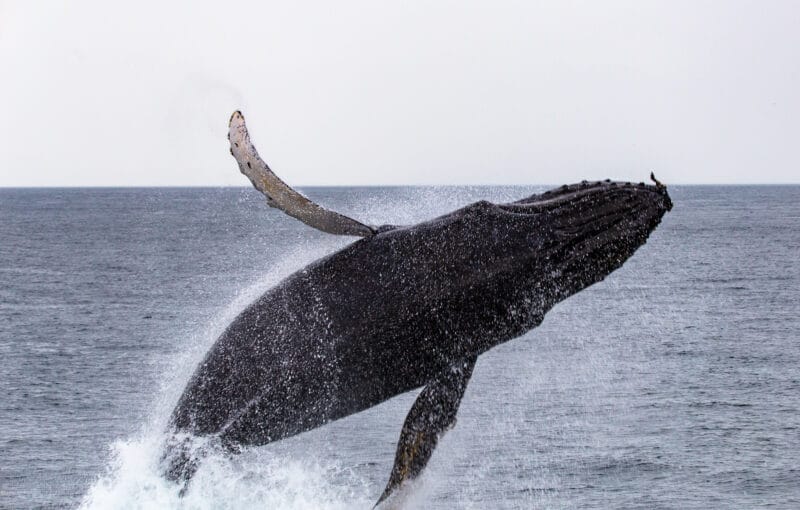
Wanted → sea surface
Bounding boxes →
[1,185,798,509]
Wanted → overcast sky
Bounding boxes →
[1,1,798,186]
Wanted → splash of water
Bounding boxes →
[79,431,373,510]
[78,238,377,509]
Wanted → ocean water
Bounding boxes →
[1,185,798,509]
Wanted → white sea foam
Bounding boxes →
[78,431,373,510]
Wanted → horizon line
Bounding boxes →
[2,182,800,189]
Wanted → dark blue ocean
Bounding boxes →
[1,186,798,509]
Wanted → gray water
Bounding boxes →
[1,186,798,509]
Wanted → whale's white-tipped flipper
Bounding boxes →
[228,111,375,237]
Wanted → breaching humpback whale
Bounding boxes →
[162,111,672,505]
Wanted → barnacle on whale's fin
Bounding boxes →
[228,111,375,237]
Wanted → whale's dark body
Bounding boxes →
[165,171,672,502]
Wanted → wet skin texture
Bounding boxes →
[164,180,672,498]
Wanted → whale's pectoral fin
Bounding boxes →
[227,111,376,237]
[376,356,477,507]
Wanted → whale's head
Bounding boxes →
[494,175,672,308]
[354,175,671,355]
[365,175,671,341]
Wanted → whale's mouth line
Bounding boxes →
[499,184,663,232]
[502,179,669,215]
